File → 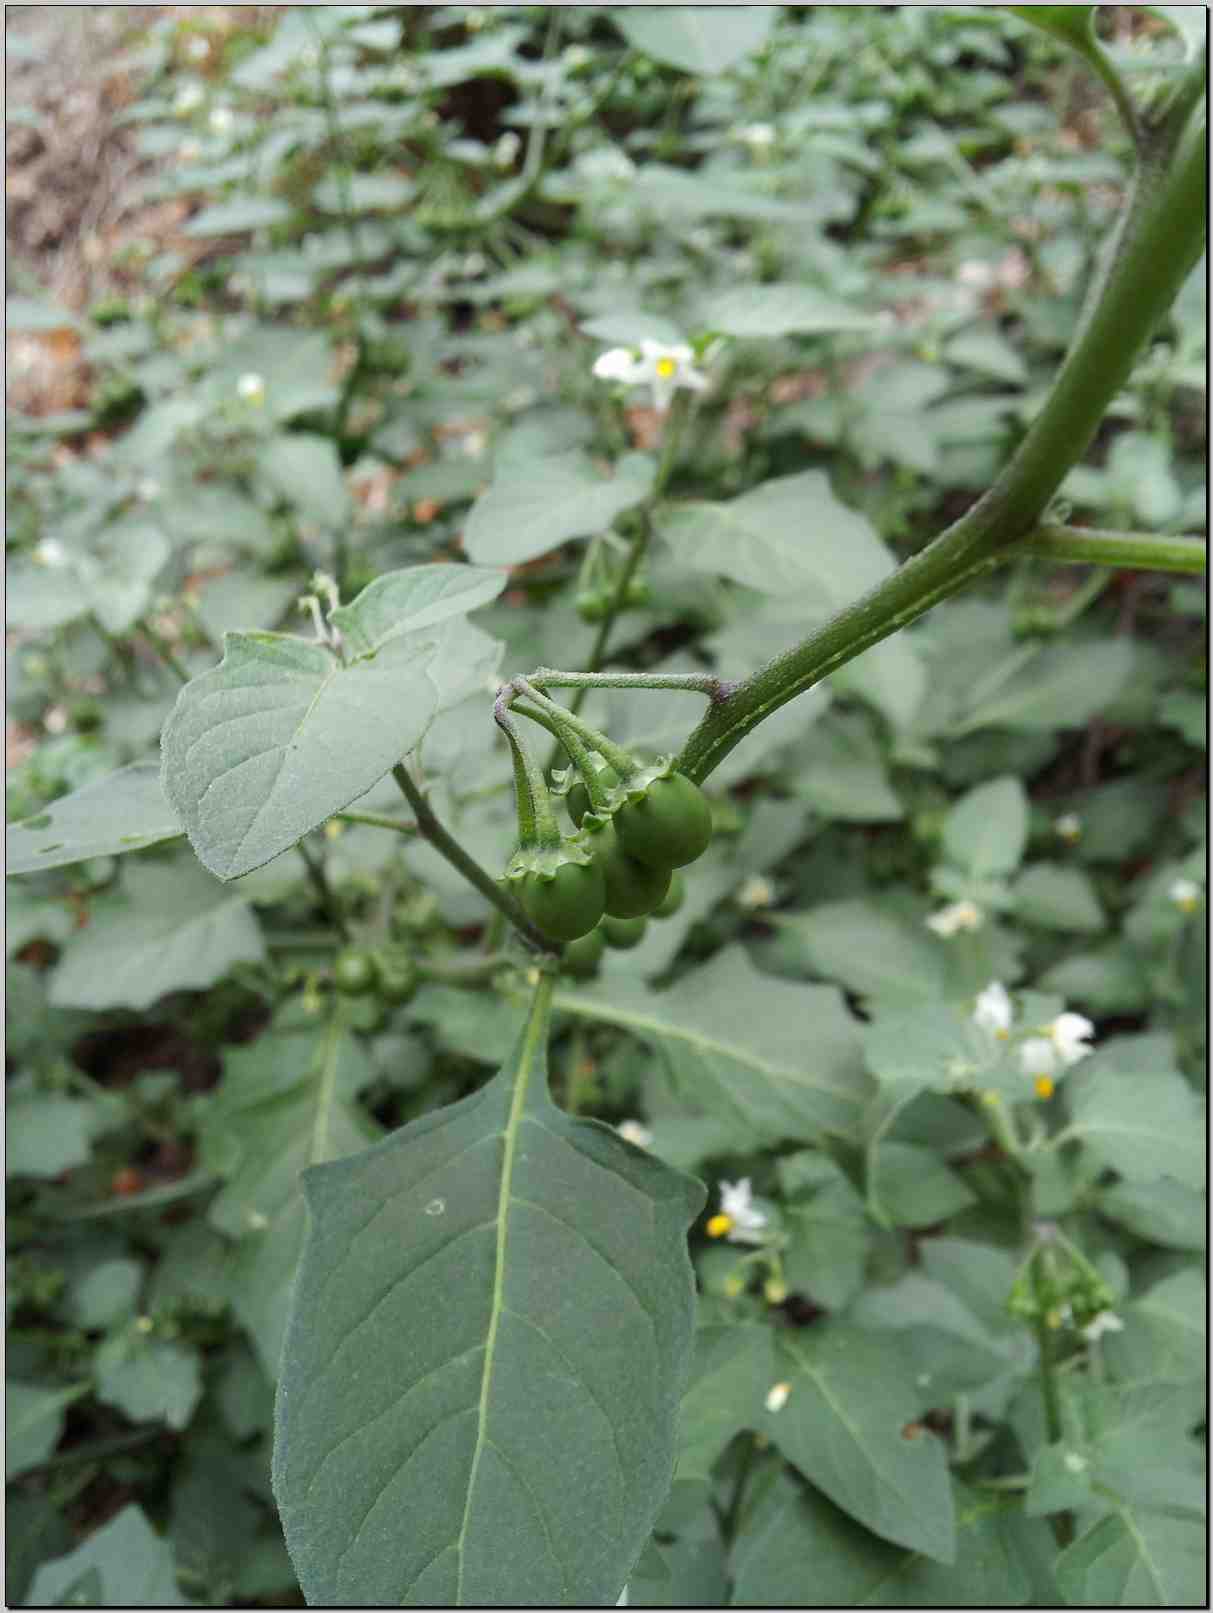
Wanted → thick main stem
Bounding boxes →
[676,97,1206,785]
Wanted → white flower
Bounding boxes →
[736,875,774,911]
[1051,1011,1095,1066]
[43,705,69,735]
[973,982,1013,1038]
[1020,1011,1095,1079]
[493,131,521,169]
[592,339,709,413]
[927,899,984,937]
[1063,1449,1088,1474]
[236,371,266,404]
[174,81,205,116]
[1055,813,1082,843]
[737,123,776,149]
[1170,878,1201,914]
[708,1178,768,1245]
[956,259,997,290]
[187,35,211,61]
[1019,1037,1058,1079]
[563,44,591,71]
[137,478,160,502]
[765,1381,791,1412]
[1081,1310,1124,1343]
[208,105,234,134]
[616,1120,653,1150]
[33,539,69,568]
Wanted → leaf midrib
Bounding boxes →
[453,975,553,1604]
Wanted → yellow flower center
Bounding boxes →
[706,1212,733,1238]
[655,356,677,378]
[1035,1075,1055,1100]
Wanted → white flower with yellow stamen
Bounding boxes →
[705,1178,768,1245]
[973,981,1013,1039]
[592,339,709,413]
[927,899,984,937]
[236,371,266,405]
[1081,1310,1123,1343]
[1170,877,1201,914]
[1055,812,1082,843]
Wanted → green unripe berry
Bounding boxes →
[653,869,686,918]
[517,858,605,943]
[615,772,714,870]
[602,914,646,949]
[562,927,605,979]
[333,948,378,996]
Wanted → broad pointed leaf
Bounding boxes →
[697,282,879,339]
[1056,1508,1205,1607]
[6,762,182,876]
[27,1505,189,1608]
[552,947,873,1146]
[462,451,654,567]
[6,1382,89,1478]
[614,7,775,75]
[161,564,506,879]
[273,978,705,1606]
[762,1324,956,1562]
[205,1011,380,1377]
[49,859,264,1012]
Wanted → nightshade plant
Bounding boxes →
[5,6,1206,1608]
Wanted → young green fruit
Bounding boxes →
[615,771,713,870]
[583,815,670,919]
[562,927,605,979]
[566,766,620,828]
[333,948,377,996]
[653,869,686,918]
[516,858,605,943]
[575,588,610,624]
[374,946,419,1005]
[602,914,646,949]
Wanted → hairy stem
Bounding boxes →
[676,92,1206,784]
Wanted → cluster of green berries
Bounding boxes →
[332,943,419,1004]
[507,758,713,962]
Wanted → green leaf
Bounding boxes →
[951,640,1135,734]
[184,195,293,235]
[28,1504,189,1607]
[779,1154,872,1311]
[6,1096,96,1178]
[67,1258,144,1330]
[695,282,878,339]
[205,1012,379,1376]
[553,947,873,1147]
[6,762,182,876]
[95,1336,203,1431]
[614,6,775,74]
[463,450,654,567]
[6,520,170,636]
[1105,1268,1207,1389]
[314,170,416,212]
[161,565,505,879]
[869,1142,977,1228]
[1056,1509,1205,1607]
[257,433,350,527]
[657,471,894,606]
[733,1471,1043,1604]
[1097,1179,1206,1251]
[851,1273,1020,1403]
[1013,862,1105,932]
[49,859,265,1011]
[788,712,904,823]
[770,901,947,1011]
[941,777,1029,879]
[675,1323,774,1482]
[1061,1063,1205,1190]
[761,1324,956,1561]
[273,977,705,1605]
[6,1381,89,1478]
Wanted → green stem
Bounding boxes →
[138,619,190,685]
[1015,524,1207,574]
[335,809,418,835]
[1031,1256,1075,1548]
[531,667,728,698]
[514,683,639,781]
[391,762,552,952]
[511,698,608,811]
[295,837,350,942]
[495,698,564,848]
[676,92,1206,784]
